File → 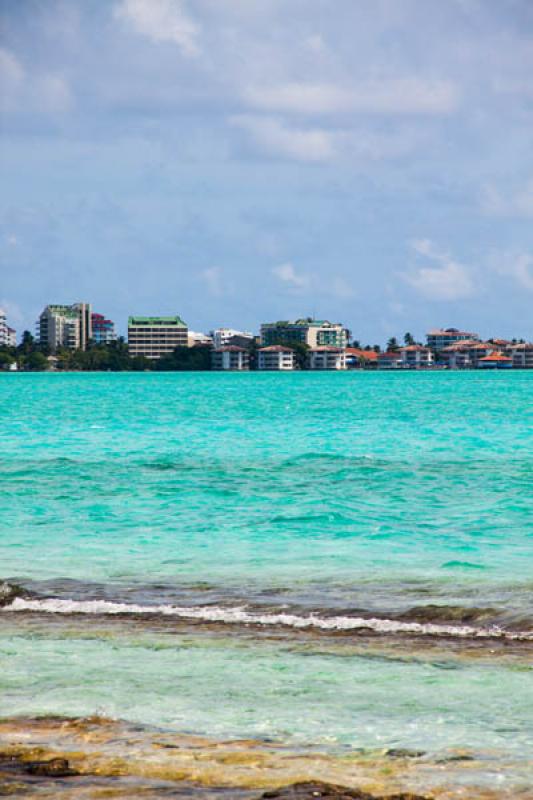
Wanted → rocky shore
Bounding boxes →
[0,716,530,799]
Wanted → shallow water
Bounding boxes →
[1,372,532,794]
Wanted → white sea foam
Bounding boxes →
[4,597,533,641]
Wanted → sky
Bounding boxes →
[1,0,532,344]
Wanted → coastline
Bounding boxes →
[2,715,531,799]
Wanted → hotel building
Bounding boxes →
[261,319,347,349]
[0,309,16,347]
[91,313,116,344]
[377,351,402,369]
[426,328,479,352]
[128,316,188,360]
[38,303,92,351]
[399,345,434,368]
[308,346,347,370]
[211,346,250,370]
[440,341,491,369]
[213,328,254,349]
[504,342,533,368]
[257,345,295,370]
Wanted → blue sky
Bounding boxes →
[1,0,532,343]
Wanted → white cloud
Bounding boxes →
[0,47,71,114]
[495,253,533,291]
[244,79,459,115]
[481,181,533,219]
[404,240,474,300]
[231,115,336,162]
[114,0,200,57]
[272,262,309,289]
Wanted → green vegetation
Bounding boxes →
[0,333,213,372]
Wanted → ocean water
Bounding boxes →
[1,372,532,787]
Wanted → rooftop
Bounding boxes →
[258,345,295,353]
[427,328,478,337]
[263,319,341,328]
[128,316,187,326]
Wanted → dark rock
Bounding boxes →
[0,583,26,608]
[258,782,430,799]
[385,749,425,759]
[259,783,374,799]
[25,758,78,778]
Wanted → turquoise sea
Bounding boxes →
[1,372,532,793]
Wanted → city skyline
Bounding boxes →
[1,1,533,341]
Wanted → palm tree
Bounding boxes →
[404,332,415,345]
[386,337,399,351]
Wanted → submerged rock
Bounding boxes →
[25,758,78,777]
[384,749,425,759]
[0,583,26,608]
[258,782,430,799]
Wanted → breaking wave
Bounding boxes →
[4,594,532,642]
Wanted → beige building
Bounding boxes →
[257,345,295,370]
[128,315,188,360]
[38,303,92,351]
[308,346,347,370]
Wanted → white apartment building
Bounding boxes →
[257,345,295,370]
[212,328,254,348]
[399,345,434,368]
[504,343,533,368]
[426,328,479,352]
[440,341,491,369]
[188,331,213,347]
[211,346,250,370]
[308,346,347,370]
[0,309,16,347]
[38,303,92,351]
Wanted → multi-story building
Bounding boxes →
[91,313,116,345]
[257,345,295,370]
[212,328,254,349]
[504,343,533,368]
[308,346,347,370]
[0,309,16,347]
[426,328,479,352]
[377,351,402,369]
[345,348,378,368]
[399,345,434,368]
[440,341,491,369]
[188,331,213,347]
[128,315,188,360]
[38,303,92,351]
[261,319,347,349]
[211,346,250,371]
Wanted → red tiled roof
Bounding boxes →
[258,345,294,353]
[345,348,378,360]
[479,351,513,362]
[309,346,344,353]
[214,346,247,352]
